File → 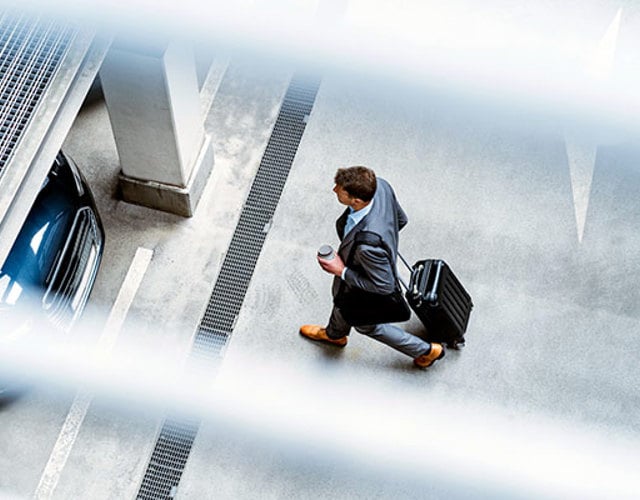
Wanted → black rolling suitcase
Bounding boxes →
[398,255,473,348]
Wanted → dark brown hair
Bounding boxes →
[334,166,377,201]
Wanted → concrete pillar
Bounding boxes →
[100,39,214,217]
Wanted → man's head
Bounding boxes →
[333,166,376,209]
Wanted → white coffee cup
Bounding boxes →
[317,244,335,260]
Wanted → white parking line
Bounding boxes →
[34,247,154,500]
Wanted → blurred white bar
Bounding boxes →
[4,0,639,132]
[1,320,639,498]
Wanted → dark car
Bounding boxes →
[0,151,104,350]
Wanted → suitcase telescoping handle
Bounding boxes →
[397,251,412,272]
[397,252,444,306]
[396,273,409,292]
[396,252,422,299]
[398,252,430,307]
[396,251,410,291]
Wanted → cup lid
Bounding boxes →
[317,244,333,256]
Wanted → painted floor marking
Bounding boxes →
[566,134,597,243]
[566,8,622,243]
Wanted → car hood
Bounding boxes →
[0,153,87,328]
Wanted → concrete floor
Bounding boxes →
[1,5,640,498]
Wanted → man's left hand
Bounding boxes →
[318,253,345,277]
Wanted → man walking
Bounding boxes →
[299,166,444,368]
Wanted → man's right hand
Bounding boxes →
[318,253,345,277]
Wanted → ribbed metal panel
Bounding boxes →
[137,74,320,499]
[0,13,75,175]
[442,280,466,331]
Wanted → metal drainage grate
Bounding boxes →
[0,13,75,175]
[137,73,321,500]
[137,418,200,500]
[192,76,320,359]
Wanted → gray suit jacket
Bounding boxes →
[332,178,408,301]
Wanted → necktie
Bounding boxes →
[344,213,356,236]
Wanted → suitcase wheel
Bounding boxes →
[446,337,466,350]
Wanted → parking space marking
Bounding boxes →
[34,247,154,500]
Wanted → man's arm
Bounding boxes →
[318,244,395,294]
[343,245,396,294]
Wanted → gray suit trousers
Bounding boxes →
[327,307,431,359]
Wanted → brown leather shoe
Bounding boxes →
[299,325,347,347]
[413,343,445,368]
